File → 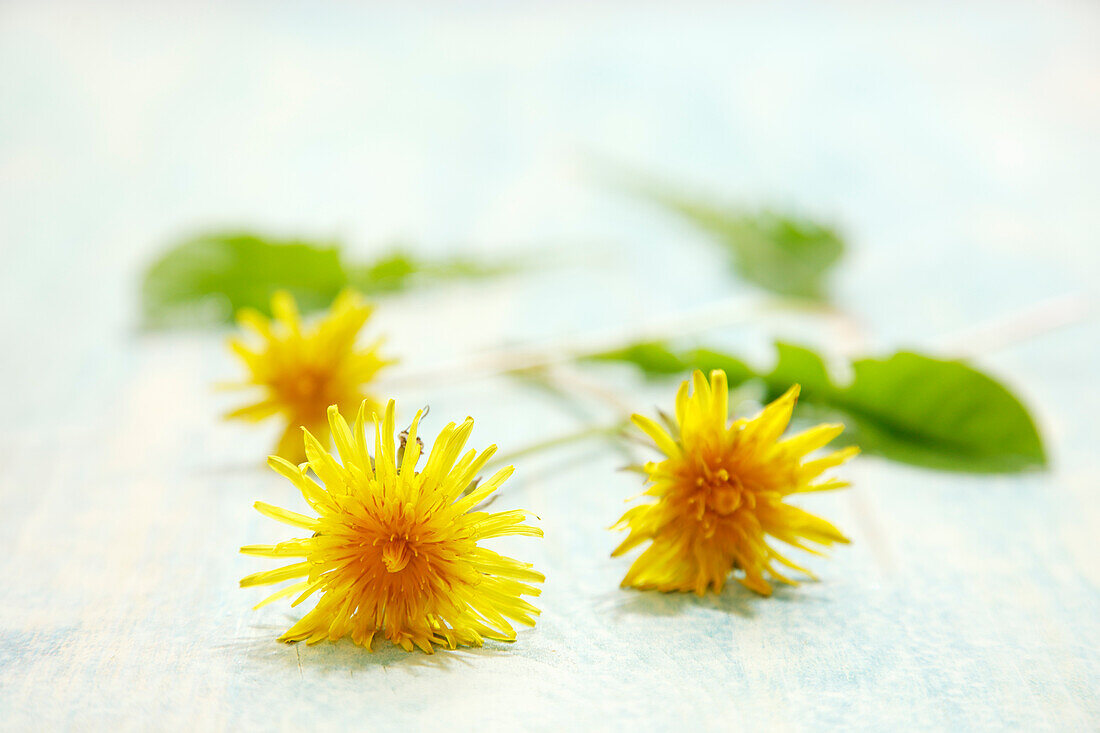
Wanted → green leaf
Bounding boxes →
[141,232,512,328]
[141,232,348,327]
[346,251,511,295]
[764,342,833,397]
[587,340,1046,473]
[826,351,1047,473]
[679,348,755,387]
[586,342,689,375]
[638,189,844,299]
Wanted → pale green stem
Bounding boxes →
[486,420,630,470]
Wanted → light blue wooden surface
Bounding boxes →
[1,2,1098,730]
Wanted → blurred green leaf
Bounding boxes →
[636,187,844,299]
[679,348,756,386]
[587,340,1046,473]
[347,251,510,295]
[588,342,690,375]
[141,232,512,328]
[141,233,347,327]
[766,342,833,396]
[589,342,755,385]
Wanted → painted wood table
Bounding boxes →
[1,2,1097,729]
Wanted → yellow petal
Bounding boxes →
[240,561,311,588]
[270,290,301,334]
[747,384,800,446]
[253,501,319,530]
[631,414,681,458]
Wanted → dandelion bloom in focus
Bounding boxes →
[226,290,392,462]
[240,400,544,653]
[613,369,857,596]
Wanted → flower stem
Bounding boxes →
[378,293,766,388]
[486,420,630,470]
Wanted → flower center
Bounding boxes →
[272,365,334,419]
[695,467,749,516]
[380,535,414,573]
[289,369,325,400]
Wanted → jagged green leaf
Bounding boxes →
[587,342,689,375]
[826,351,1046,473]
[586,340,1046,473]
[678,348,756,387]
[586,342,754,386]
[141,233,347,327]
[637,187,844,299]
[763,342,833,396]
[141,232,512,328]
[347,251,509,295]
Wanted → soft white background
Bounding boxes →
[1,2,1098,730]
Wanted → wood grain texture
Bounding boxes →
[1,2,1098,730]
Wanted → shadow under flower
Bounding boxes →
[230,620,518,675]
[599,579,810,620]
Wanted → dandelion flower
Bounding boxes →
[613,370,857,596]
[240,399,544,653]
[226,290,392,462]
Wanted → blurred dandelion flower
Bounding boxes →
[240,400,544,653]
[613,370,857,596]
[226,290,392,462]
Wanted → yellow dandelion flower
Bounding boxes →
[240,399,544,653]
[226,290,392,462]
[613,369,857,596]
